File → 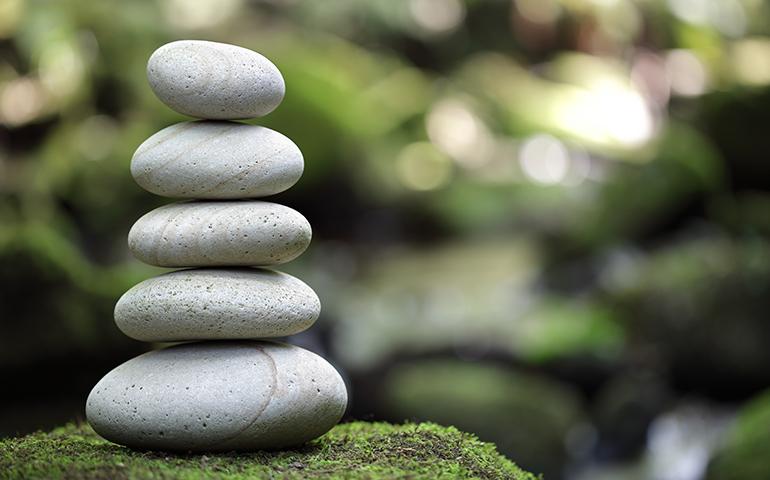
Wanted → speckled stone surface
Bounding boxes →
[115,268,320,342]
[147,40,285,119]
[86,341,348,451]
[131,121,303,199]
[87,40,347,453]
[128,201,311,267]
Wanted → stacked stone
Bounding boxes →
[86,41,347,452]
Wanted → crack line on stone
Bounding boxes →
[148,204,189,266]
[193,203,234,265]
[213,345,278,448]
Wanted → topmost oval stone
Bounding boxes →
[147,40,285,119]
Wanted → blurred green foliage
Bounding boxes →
[384,359,583,478]
[1,0,770,478]
[707,389,770,480]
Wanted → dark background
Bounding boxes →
[1,1,770,479]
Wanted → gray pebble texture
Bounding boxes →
[86,40,348,453]
[86,341,348,451]
[128,201,311,267]
[131,121,303,199]
[147,40,285,119]
[114,268,320,342]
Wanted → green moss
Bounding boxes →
[707,389,770,480]
[384,359,582,477]
[0,421,539,480]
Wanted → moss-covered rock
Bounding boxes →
[383,359,583,478]
[0,421,539,480]
[706,390,770,480]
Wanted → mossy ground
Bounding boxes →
[0,421,539,480]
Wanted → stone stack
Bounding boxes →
[86,40,347,452]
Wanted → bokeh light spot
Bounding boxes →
[730,38,770,86]
[409,0,466,34]
[0,77,47,127]
[39,42,85,101]
[426,98,493,168]
[514,0,561,25]
[161,0,244,30]
[0,0,23,38]
[396,142,453,191]
[519,134,569,185]
[665,49,708,97]
[554,80,654,147]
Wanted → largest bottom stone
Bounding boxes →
[86,341,347,451]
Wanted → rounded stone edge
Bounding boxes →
[146,40,286,120]
[129,121,305,200]
[126,201,313,268]
[85,341,348,452]
[113,268,322,342]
